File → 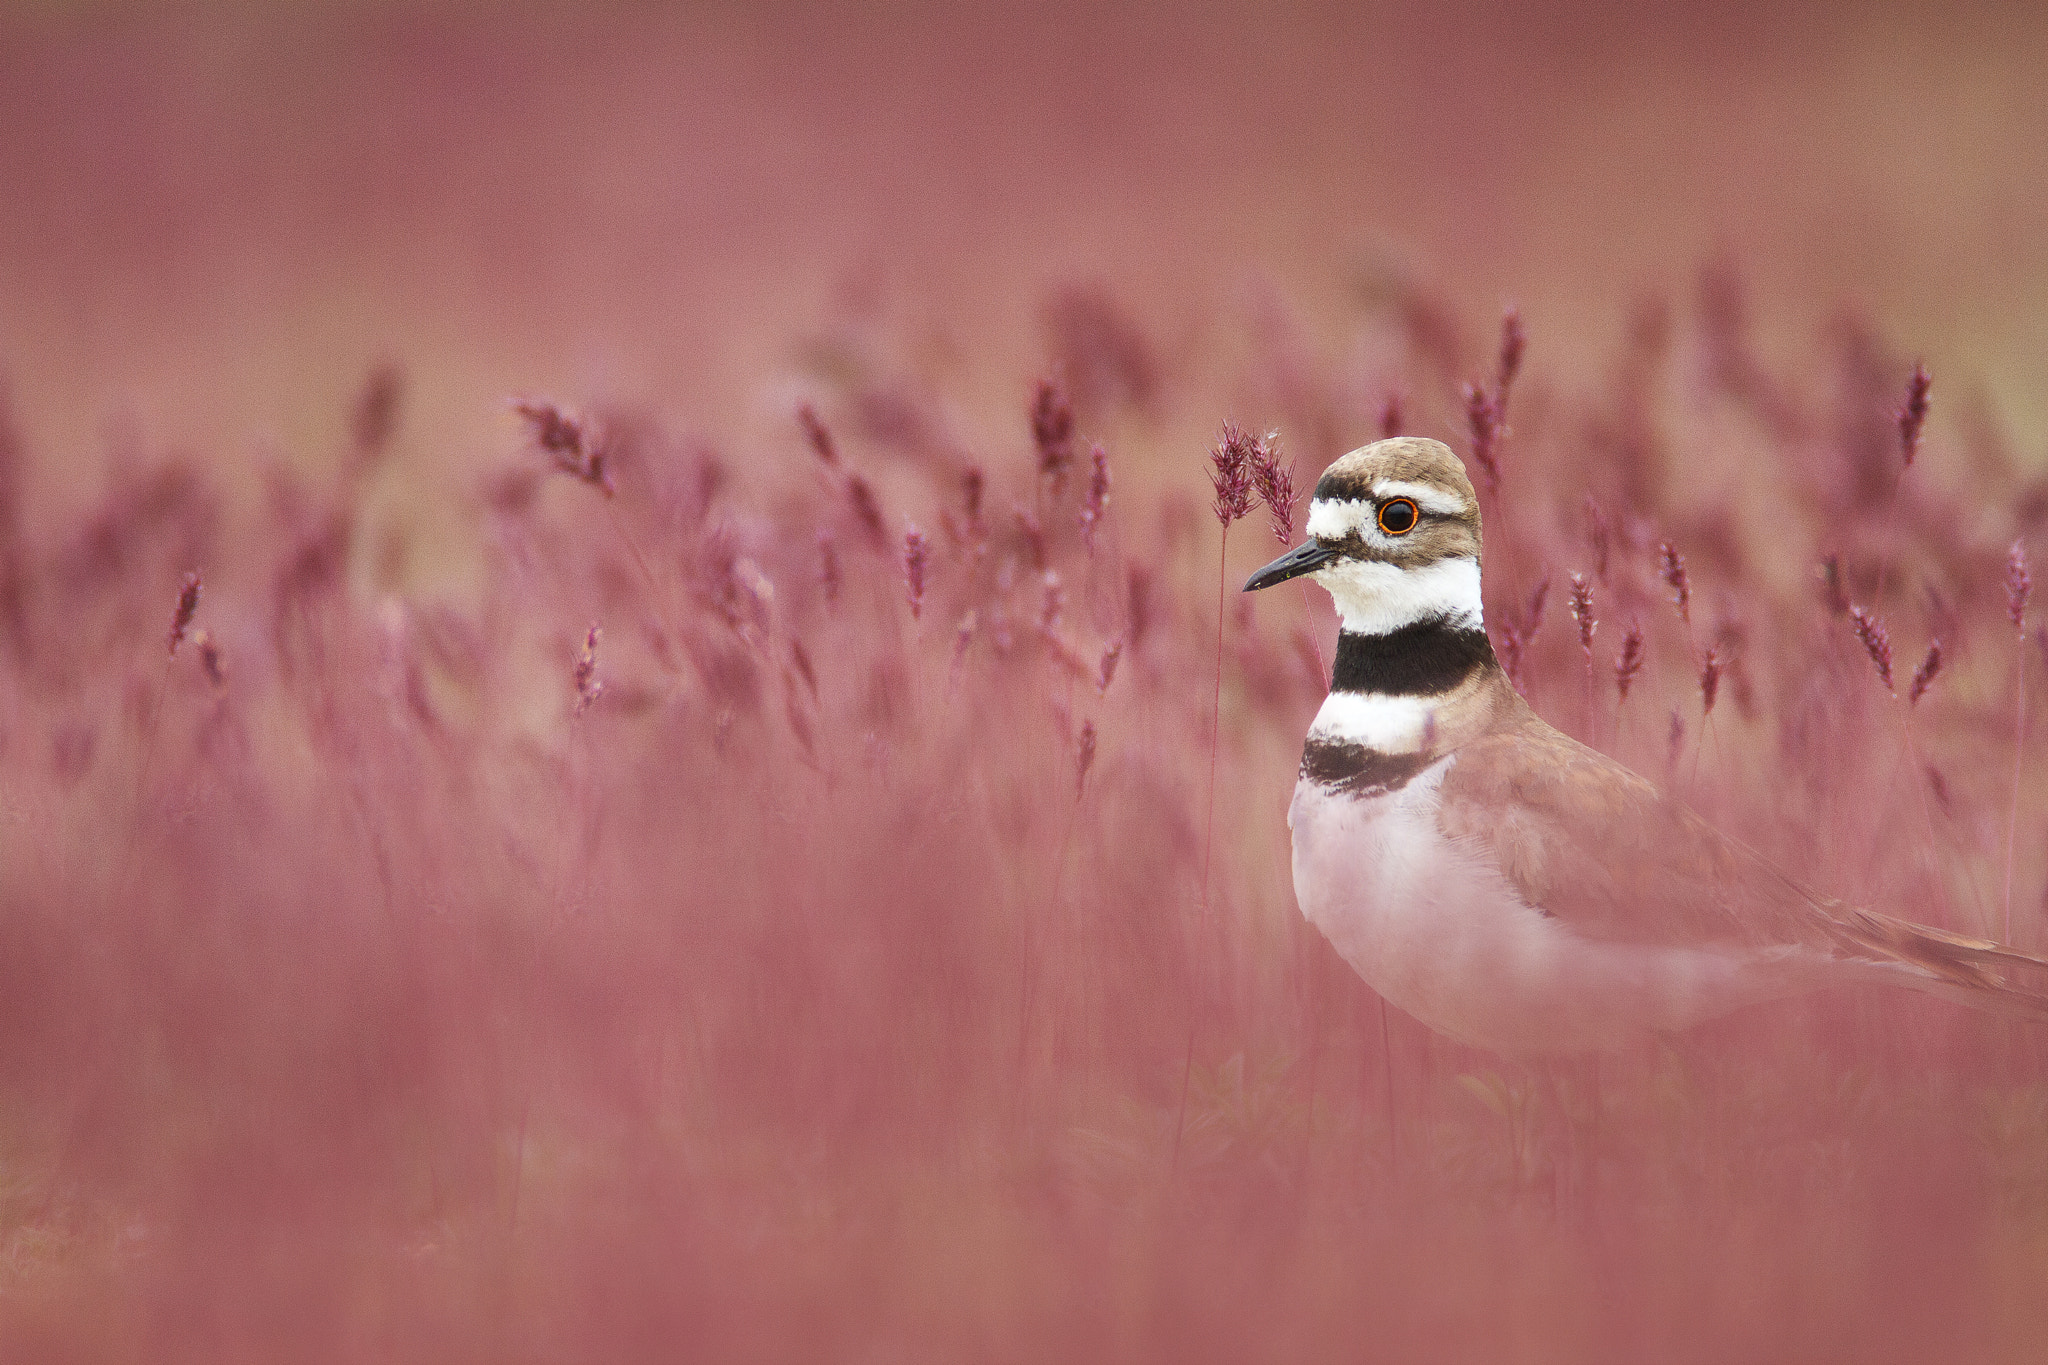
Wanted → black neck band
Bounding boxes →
[1331,617,1494,696]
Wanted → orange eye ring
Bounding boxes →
[1376,497,1420,536]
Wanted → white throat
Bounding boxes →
[1313,555,1483,636]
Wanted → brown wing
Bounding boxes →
[1436,703,2048,1013]
[1435,707,1848,952]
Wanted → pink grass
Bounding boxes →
[572,624,604,716]
[901,524,929,619]
[1851,604,1896,692]
[7,14,2048,1357]
[1570,571,1596,733]
[1614,617,1645,705]
[2006,541,2033,939]
[1201,423,1258,916]
[2,272,2044,1365]
[1907,640,1943,706]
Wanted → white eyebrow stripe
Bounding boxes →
[1370,481,1466,516]
[1305,499,1368,539]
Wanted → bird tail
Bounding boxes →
[1831,908,2048,1021]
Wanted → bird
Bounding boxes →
[1243,436,2048,1054]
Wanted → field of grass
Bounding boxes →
[4,3,2048,1361]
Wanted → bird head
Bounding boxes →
[1243,437,1485,635]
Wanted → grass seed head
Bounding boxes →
[1463,382,1501,494]
[1096,636,1124,695]
[847,475,885,541]
[962,464,987,526]
[1248,432,1297,545]
[1908,639,1943,705]
[1209,422,1258,528]
[1660,542,1691,625]
[349,361,404,468]
[2008,540,2031,634]
[168,570,201,655]
[1079,443,1112,550]
[194,629,226,690]
[817,529,842,603]
[1039,570,1065,634]
[1584,497,1612,582]
[1015,504,1048,569]
[573,624,603,716]
[1615,619,1645,702]
[514,398,613,495]
[1497,306,1527,409]
[1849,604,1895,691]
[1032,379,1075,494]
[1898,362,1931,467]
[903,524,929,619]
[949,609,978,679]
[1820,552,1851,616]
[797,402,839,466]
[790,639,819,701]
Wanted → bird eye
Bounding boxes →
[1377,497,1419,535]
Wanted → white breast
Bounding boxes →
[1306,691,1435,752]
[1287,762,1829,1053]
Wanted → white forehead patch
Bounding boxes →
[1305,499,1370,539]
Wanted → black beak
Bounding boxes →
[1244,540,1337,591]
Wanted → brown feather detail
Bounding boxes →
[1835,909,2048,1010]
[1436,689,1856,950]
[1312,438,1477,510]
[1435,677,2048,1015]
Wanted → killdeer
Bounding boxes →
[1245,436,2048,1054]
